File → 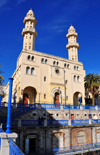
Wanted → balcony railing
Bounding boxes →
[92,119,100,124]
[1,119,100,127]
[41,103,60,109]
[21,120,44,127]
[71,120,89,125]
[47,120,68,126]
[37,142,100,154]
[1,102,99,110]
[63,105,80,109]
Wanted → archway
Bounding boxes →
[23,86,37,105]
[73,92,82,105]
[51,87,65,104]
[54,92,60,105]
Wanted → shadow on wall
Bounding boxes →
[0,103,67,155]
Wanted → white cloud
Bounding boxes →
[16,0,26,5]
[0,0,9,7]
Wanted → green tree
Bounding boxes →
[84,74,100,106]
[0,64,4,85]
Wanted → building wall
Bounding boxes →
[14,126,100,153]
[5,10,85,105]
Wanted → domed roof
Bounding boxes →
[68,25,75,33]
[27,9,34,17]
[69,25,75,30]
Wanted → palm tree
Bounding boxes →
[84,74,100,106]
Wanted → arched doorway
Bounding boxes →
[54,92,60,104]
[23,86,37,105]
[51,87,65,105]
[73,92,82,105]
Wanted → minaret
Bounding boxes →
[22,9,37,51]
[66,25,79,61]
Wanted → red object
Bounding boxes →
[24,97,28,107]
[71,114,74,120]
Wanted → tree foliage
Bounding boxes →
[84,73,100,106]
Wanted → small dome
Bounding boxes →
[68,25,75,33]
[69,25,74,30]
[27,9,34,17]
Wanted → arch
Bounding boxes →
[45,59,48,64]
[77,76,80,82]
[54,92,60,105]
[51,87,65,97]
[74,75,76,82]
[26,66,30,74]
[64,63,66,68]
[53,61,56,65]
[57,61,59,66]
[41,58,44,63]
[67,64,70,68]
[73,91,82,105]
[31,67,35,75]
[74,66,76,70]
[27,55,30,60]
[31,56,34,61]
[23,86,37,105]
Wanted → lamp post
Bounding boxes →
[6,78,13,133]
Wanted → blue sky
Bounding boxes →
[0,0,100,84]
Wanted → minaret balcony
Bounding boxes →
[66,43,79,50]
[22,27,37,38]
[66,32,78,39]
[24,17,37,26]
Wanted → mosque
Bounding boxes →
[6,9,85,105]
[3,10,100,155]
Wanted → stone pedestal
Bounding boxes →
[89,119,91,124]
[0,132,17,155]
[95,106,98,110]
[80,105,83,110]
[68,119,71,126]
[60,105,63,110]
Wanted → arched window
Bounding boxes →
[53,61,56,65]
[64,63,66,68]
[41,58,44,63]
[45,59,48,64]
[31,56,34,61]
[27,55,30,60]
[74,66,76,70]
[31,68,35,75]
[77,76,80,82]
[65,80,68,84]
[74,75,76,82]
[57,62,59,66]
[67,64,69,68]
[26,67,30,74]
[77,66,79,70]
